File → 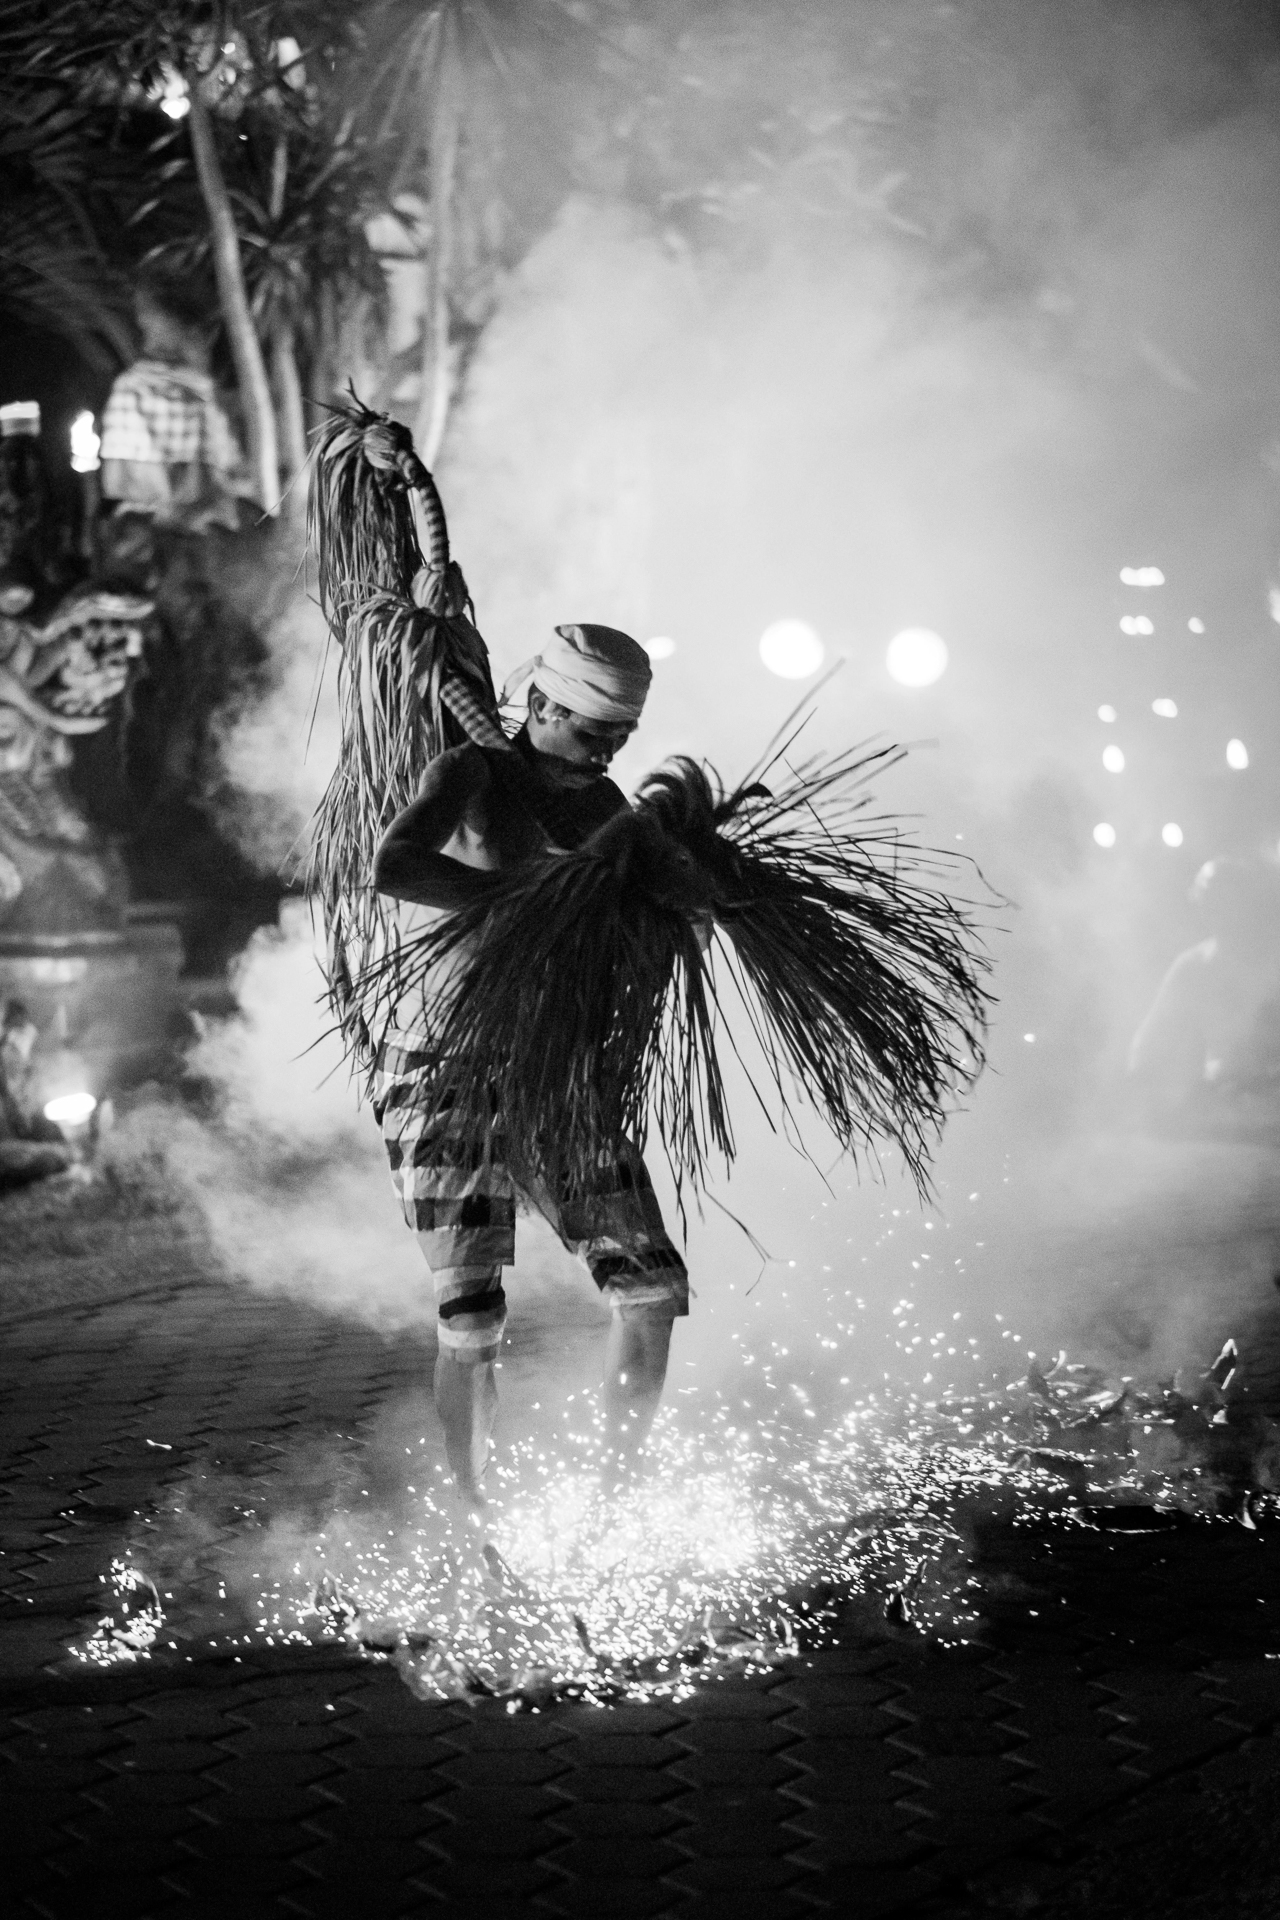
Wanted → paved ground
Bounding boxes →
[5,1184,1280,1918]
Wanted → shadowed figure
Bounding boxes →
[1127,855,1280,1140]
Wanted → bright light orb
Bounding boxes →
[1120,615,1154,636]
[70,410,100,474]
[759,619,824,679]
[1098,704,1117,723]
[886,627,948,688]
[1152,697,1177,718]
[1161,822,1184,848]
[1188,617,1205,634]
[1120,566,1165,587]
[153,67,191,118]
[1093,822,1117,848]
[644,636,676,661]
[1226,738,1249,770]
[1102,744,1125,773]
[44,1091,96,1127]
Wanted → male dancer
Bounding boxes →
[371,623,689,1508]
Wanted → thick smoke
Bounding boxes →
[186,0,1280,1400]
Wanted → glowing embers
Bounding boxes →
[1227,738,1249,770]
[71,1323,1280,1712]
[1102,745,1125,773]
[886,628,948,688]
[81,1561,164,1664]
[758,619,824,679]
[1119,616,1154,636]
[1120,566,1165,587]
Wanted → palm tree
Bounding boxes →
[0,79,136,373]
[0,1,378,513]
[3,2,282,506]
[359,0,611,463]
[134,43,388,516]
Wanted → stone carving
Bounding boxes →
[0,581,151,931]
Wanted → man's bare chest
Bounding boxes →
[439,777,547,872]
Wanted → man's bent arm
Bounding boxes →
[372,745,502,910]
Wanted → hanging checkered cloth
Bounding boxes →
[100,360,245,477]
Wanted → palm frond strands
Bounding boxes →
[358,737,995,1213]
[305,396,508,1064]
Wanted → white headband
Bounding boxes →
[500,623,651,725]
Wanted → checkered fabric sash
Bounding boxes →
[439,673,509,752]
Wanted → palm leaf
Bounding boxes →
[359,745,993,1212]
[304,395,508,1065]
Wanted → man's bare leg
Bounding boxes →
[434,1349,498,1510]
[603,1302,676,1472]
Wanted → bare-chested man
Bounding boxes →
[371,624,688,1509]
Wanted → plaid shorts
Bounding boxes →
[373,1028,689,1357]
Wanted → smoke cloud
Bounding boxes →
[182,0,1280,1402]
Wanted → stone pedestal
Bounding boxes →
[0,912,184,1109]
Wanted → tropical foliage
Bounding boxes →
[0,0,1062,497]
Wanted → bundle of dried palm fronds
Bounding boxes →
[305,396,508,1063]
[356,729,993,1208]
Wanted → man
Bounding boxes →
[371,623,688,1511]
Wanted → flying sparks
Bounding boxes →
[72,1335,1280,1707]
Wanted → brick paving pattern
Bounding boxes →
[5,1217,1280,1916]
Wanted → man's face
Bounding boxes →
[527,691,636,778]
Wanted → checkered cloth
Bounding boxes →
[439,674,508,752]
[100,360,245,477]
[373,1025,689,1359]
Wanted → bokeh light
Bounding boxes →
[645,636,677,661]
[1188,618,1205,633]
[758,619,824,679]
[1102,744,1125,772]
[1152,697,1177,718]
[1098,704,1117,722]
[69,411,100,474]
[1226,738,1249,769]
[44,1091,97,1127]
[1119,615,1154,636]
[886,627,948,688]
[1093,822,1117,848]
[152,67,191,118]
[1161,822,1184,848]
[1119,566,1164,587]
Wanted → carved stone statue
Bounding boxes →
[0,580,152,932]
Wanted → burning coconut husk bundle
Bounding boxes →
[306,400,993,1208]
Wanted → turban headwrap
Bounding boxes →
[501,623,652,725]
